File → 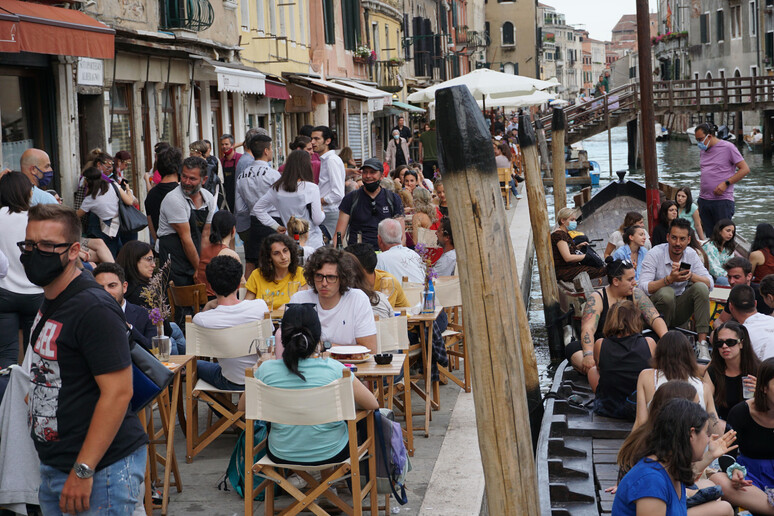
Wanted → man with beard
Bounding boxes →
[334,158,403,248]
[157,156,217,287]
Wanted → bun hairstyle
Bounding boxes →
[280,304,323,381]
[209,210,235,244]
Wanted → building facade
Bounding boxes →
[485,0,538,78]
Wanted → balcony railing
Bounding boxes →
[370,61,403,93]
[160,0,214,32]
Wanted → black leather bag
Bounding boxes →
[113,184,148,233]
[129,339,174,413]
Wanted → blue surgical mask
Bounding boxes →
[393,134,400,140]
[568,220,578,231]
[35,166,54,188]
[697,135,709,152]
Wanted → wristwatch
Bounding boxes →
[73,462,95,479]
[582,350,594,357]
[725,180,731,187]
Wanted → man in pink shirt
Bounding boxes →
[694,123,750,235]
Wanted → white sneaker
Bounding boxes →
[696,340,711,364]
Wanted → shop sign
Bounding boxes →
[77,58,104,87]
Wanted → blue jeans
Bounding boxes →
[169,322,186,355]
[196,360,244,390]
[38,446,146,516]
[697,198,735,237]
[715,276,730,286]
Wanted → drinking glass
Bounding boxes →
[287,281,301,299]
[379,277,396,299]
[153,335,171,362]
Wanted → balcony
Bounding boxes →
[652,31,688,56]
[159,0,214,32]
[370,60,403,93]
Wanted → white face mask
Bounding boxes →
[393,134,400,140]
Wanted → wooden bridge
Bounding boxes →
[537,76,774,145]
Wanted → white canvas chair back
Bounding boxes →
[435,276,462,307]
[415,227,439,247]
[402,281,424,307]
[187,318,274,359]
[244,373,356,425]
[375,315,410,353]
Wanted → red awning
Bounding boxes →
[265,80,290,100]
[0,0,114,59]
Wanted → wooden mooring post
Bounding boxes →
[436,85,540,515]
[551,108,567,211]
[520,112,564,364]
[536,117,551,177]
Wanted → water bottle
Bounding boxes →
[422,276,435,314]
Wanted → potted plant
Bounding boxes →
[387,56,405,67]
[354,45,376,64]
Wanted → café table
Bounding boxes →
[351,354,406,410]
[139,354,194,515]
[406,307,442,438]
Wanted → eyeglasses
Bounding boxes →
[17,240,74,256]
[140,255,155,263]
[370,200,378,216]
[716,338,740,348]
[314,273,339,284]
[609,259,633,275]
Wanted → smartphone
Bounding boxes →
[679,262,692,271]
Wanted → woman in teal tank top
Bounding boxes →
[675,187,706,240]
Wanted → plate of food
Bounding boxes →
[329,345,371,363]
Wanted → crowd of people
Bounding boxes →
[0,116,464,513]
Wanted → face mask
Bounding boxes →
[568,221,578,231]
[697,135,709,152]
[363,180,380,193]
[393,134,400,140]
[36,167,54,188]
[20,247,69,287]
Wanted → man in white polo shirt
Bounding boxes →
[376,218,425,283]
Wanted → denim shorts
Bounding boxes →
[38,446,146,515]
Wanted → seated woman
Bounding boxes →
[750,223,774,283]
[408,187,440,247]
[256,303,378,465]
[434,180,448,218]
[339,252,393,319]
[726,357,774,493]
[613,382,737,515]
[286,216,315,264]
[704,321,761,421]
[604,211,651,258]
[702,219,736,286]
[245,233,306,310]
[196,210,242,299]
[402,170,421,198]
[634,330,722,434]
[390,165,408,191]
[589,300,656,420]
[612,226,649,281]
[550,207,606,283]
[675,186,705,240]
[287,247,377,354]
[650,200,678,247]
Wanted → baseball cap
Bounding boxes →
[360,158,383,173]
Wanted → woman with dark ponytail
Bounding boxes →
[256,304,378,465]
[196,210,242,298]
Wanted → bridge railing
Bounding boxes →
[536,76,774,141]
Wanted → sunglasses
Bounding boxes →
[715,338,740,348]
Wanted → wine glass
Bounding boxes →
[379,276,396,299]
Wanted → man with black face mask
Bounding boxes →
[335,158,404,248]
[19,203,146,515]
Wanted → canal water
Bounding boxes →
[529,126,774,390]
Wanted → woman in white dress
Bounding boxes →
[254,150,325,249]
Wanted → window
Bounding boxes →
[240,0,249,30]
[700,13,709,43]
[342,0,360,51]
[322,0,335,44]
[545,52,553,61]
[731,5,741,38]
[716,10,724,42]
[503,62,515,74]
[110,83,136,190]
[502,21,514,46]
[750,1,757,37]
[255,0,264,32]
[485,21,490,45]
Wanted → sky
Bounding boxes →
[542,0,660,42]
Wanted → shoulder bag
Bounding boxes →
[112,183,148,233]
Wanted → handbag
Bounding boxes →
[129,339,174,413]
[112,183,148,233]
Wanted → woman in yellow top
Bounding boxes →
[245,233,306,309]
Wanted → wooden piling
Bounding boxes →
[436,85,540,515]
[627,118,638,169]
[764,110,773,159]
[551,108,567,211]
[535,117,551,176]
[520,112,564,364]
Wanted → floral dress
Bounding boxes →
[702,241,733,279]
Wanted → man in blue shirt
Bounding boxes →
[20,148,57,206]
[335,158,403,248]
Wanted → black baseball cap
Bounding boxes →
[360,158,383,173]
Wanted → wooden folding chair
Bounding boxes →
[400,278,423,307]
[497,167,512,209]
[374,315,414,455]
[167,283,207,321]
[244,370,379,516]
[435,276,470,392]
[184,314,274,462]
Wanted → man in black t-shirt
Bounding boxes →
[392,116,412,145]
[144,146,182,242]
[21,204,146,515]
[335,158,404,248]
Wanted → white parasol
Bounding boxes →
[407,69,559,104]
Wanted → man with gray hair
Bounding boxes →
[376,218,425,282]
